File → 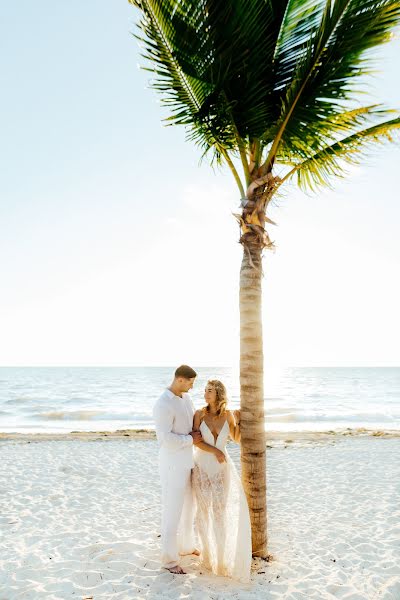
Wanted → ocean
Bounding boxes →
[0,366,399,433]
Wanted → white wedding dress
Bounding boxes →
[192,419,252,582]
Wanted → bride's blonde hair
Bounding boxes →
[203,379,228,416]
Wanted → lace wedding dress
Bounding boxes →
[192,419,252,582]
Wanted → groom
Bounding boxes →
[153,364,202,574]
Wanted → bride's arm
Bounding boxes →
[192,410,226,461]
[227,410,241,443]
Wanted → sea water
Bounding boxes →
[0,366,399,433]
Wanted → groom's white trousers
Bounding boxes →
[159,460,196,568]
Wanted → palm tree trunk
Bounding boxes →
[239,241,267,557]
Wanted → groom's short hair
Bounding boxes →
[175,365,197,379]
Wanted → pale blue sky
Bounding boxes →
[0,2,399,367]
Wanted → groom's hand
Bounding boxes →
[189,430,202,444]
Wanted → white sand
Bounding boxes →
[0,435,399,600]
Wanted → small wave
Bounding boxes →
[266,412,397,423]
[267,407,299,416]
[37,410,104,420]
[265,397,285,402]
[266,413,296,422]
[5,397,33,404]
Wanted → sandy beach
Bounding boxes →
[1,430,399,599]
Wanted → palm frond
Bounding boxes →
[131,0,236,168]
[132,2,209,121]
[264,0,400,168]
[273,0,327,92]
[277,104,397,164]
[281,116,400,191]
[130,0,400,193]
[131,0,291,152]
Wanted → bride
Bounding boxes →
[192,380,251,582]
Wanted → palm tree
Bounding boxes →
[128,0,400,558]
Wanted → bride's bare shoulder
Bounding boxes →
[225,410,234,423]
[194,408,206,425]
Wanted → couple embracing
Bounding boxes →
[153,364,252,582]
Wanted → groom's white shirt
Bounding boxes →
[153,388,195,470]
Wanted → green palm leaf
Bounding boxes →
[131,0,400,194]
[265,0,400,168]
[131,1,292,150]
[280,116,400,191]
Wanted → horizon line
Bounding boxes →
[1,365,399,369]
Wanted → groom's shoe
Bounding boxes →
[165,565,187,574]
